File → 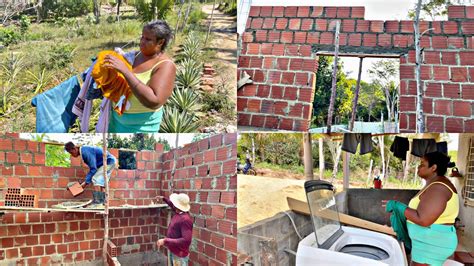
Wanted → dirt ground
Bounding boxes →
[238,174,307,229]
[238,171,398,229]
[202,4,237,102]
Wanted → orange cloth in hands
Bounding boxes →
[92,51,133,115]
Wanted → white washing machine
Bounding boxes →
[296,180,407,266]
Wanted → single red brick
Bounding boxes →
[288,19,301,30]
[348,33,362,46]
[264,116,279,129]
[272,6,284,17]
[433,66,450,80]
[246,43,259,54]
[297,7,310,17]
[399,96,416,112]
[280,118,294,130]
[337,7,350,18]
[426,116,444,132]
[6,152,19,164]
[271,86,284,99]
[294,32,307,43]
[275,18,288,30]
[299,88,313,102]
[451,67,468,82]
[325,7,337,18]
[443,83,460,98]
[399,65,415,79]
[425,83,442,97]
[341,19,355,32]
[370,20,384,32]
[453,101,471,117]
[448,37,464,49]
[301,19,313,31]
[432,36,448,49]
[462,21,474,34]
[460,51,474,65]
[434,100,452,115]
[378,34,392,47]
[285,6,297,17]
[421,65,432,80]
[423,98,433,114]
[351,7,365,18]
[448,6,465,19]
[255,30,267,42]
[384,21,399,33]
[320,32,333,44]
[441,52,457,65]
[259,6,272,17]
[284,87,298,100]
[249,6,260,17]
[446,118,464,132]
[281,72,295,85]
[311,7,324,17]
[443,21,459,34]
[280,32,293,43]
[400,21,414,33]
[250,18,263,29]
[356,20,369,32]
[315,19,327,31]
[423,51,440,64]
[274,101,288,115]
[393,34,413,47]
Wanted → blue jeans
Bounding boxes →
[170,253,189,266]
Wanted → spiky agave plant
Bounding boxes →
[168,86,202,113]
[175,31,202,63]
[159,106,200,133]
[175,58,202,90]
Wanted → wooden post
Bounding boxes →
[343,152,350,190]
[379,136,385,180]
[414,0,425,132]
[303,133,314,180]
[205,0,217,45]
[367,159,373,186]
[349,57,364,132]
[326,20,341,134]
[102,133,108,264]
[319,137,324,179]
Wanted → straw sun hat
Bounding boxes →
[169,193,190,212]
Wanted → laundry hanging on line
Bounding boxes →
[341,133,373,155]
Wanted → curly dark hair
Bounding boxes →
[423,151,455,176]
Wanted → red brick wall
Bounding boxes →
[238,5,474,132]
[159,133,237,265]
[0,133,237,265]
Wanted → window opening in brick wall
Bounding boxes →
[464,137,474,205]
[45,144,71,167]
[311,55,399,134]
[118,150,136,170]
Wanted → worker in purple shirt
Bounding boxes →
[156,193,193,265]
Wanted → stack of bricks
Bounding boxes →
[4,186,38,208]
[106,239,120,266]
[201,63,217,91]
[0,133,237,265]
[238,5,474,132]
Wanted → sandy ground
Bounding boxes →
[202,4,237,102]
[238,174,307,228]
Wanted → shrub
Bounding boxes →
[0,26,22,46]
[45,44,76,69]
[19,15,31,35]
[133,0,173,22]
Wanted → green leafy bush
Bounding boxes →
[42,0,93,19]
[133,0,173,22]
[45,44,76,69]
[0,26,22,47]
[46,144,71,167]
[19,15,31,35]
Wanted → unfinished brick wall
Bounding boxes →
[238,5,474,132]
[0,133,237,265]
[159,134,237,265]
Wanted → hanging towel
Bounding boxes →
[411,139,437,157]
[390,136,409,160]
[341,133,373,155]
[436,141,448,154]
[31,75,81,133]
[96,98,111,133]
[72,64,96,132]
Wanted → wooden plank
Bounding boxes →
[0,204,168,213]
[287,197,396,236]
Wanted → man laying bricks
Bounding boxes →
[65,142,116,207]
[156,193,193,266]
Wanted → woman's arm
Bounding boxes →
[103,55,176,109]
[123,61,176,109]
[404,183,452,226]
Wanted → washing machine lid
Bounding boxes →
[304,180,344,249]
